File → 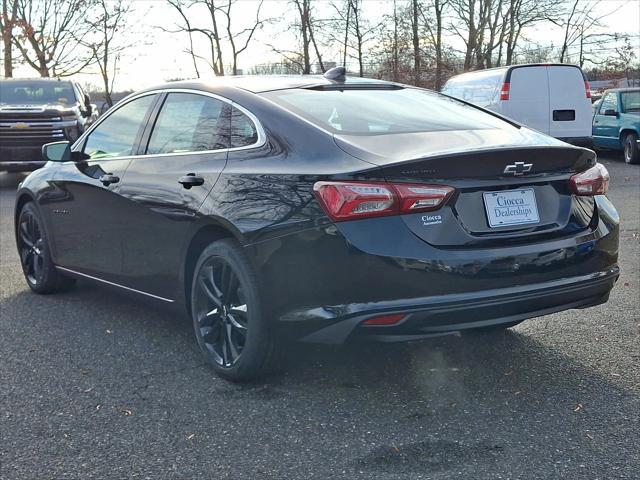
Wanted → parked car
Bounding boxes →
[442,64,593,147]
[592,88,640,164]
[0,78,98,172]
[15,70,619,381]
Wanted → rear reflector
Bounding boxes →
[313,181,455,222]
[569,163,609,196]
[499,82,510,101]
[362,314,406,326]
[584,80,591,99]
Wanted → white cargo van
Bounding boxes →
[442,64,593,147]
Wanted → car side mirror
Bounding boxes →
[42,141,71,162]
[603,109,618,117]
[83,94,93,117]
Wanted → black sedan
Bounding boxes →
[15,70,620,381]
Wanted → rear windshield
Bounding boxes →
[0,81,76,105]
[263,87,512,135]
[621,91,640,113]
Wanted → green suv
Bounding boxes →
[593,88,640,164]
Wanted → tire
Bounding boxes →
[16,202,75,294]
[623,132,639,164]
[190,239,279,382]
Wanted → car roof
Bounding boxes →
[137,75,397,95]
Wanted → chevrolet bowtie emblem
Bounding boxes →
[10,122,30,129]
[504,161,533,176]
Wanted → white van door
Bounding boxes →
[503,66,549,134]
[547,66,591,139]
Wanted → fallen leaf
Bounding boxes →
[574,403,584,412]
[586,433,594,440]
[95,404,101,411]
[120,408,133,416]
[106,330,112,334]
[186,433,195,440]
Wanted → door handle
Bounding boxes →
[99,173,120,186]
[179,173,205,189]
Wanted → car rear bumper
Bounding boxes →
[281,266,618,343]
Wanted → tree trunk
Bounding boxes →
[412,0,420,85]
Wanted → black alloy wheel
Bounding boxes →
[18,207,45,286]
[17,203,75,293]
[194,256,248,367]
[191,239,278,381]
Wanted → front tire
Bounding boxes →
[190,239,279,382]
[17,202,75,294]
[623,132,639,164]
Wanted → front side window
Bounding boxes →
[599,93,619,114]
[83,94,156,159]
[263,87,511,136]
[230,106,258,148]
[620,91,640,113]
[147,93,229,154]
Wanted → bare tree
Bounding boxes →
[219,0,268,75]
[421,0,451,89]
[166,0,268,76]
[12,0,94,77]
[81,0,133,107]
[328,0,377,76]
[0,0,18,77]
[411,0,420,84]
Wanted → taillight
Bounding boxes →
[500,82,510,100]
[584,80,591,99]
[569,163,609,196]
[313,181,455,222]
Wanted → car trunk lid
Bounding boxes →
[334,128,597,247]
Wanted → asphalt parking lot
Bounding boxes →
[0,153,638,480]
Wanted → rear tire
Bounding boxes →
[17,202,75,294]
[190,239,279,382]
[623,132,639,164]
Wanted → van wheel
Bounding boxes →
[190,239,279,382]
[623,132,639,164]
[17,202,75,293]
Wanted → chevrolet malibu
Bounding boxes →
[15,70,620,381]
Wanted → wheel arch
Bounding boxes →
[620,127,638,139]
[14,191,36,237]
[180,222,242,313]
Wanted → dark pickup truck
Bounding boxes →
[0,78,98,172]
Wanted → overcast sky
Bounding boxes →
[12,0,640,91]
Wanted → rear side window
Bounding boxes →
[264,87,511,135]
[230,106,258,148]
[147,93,229,154]
[620,91,640,113]
[83,94,156,159]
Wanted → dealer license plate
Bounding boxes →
[483,188,540,228]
